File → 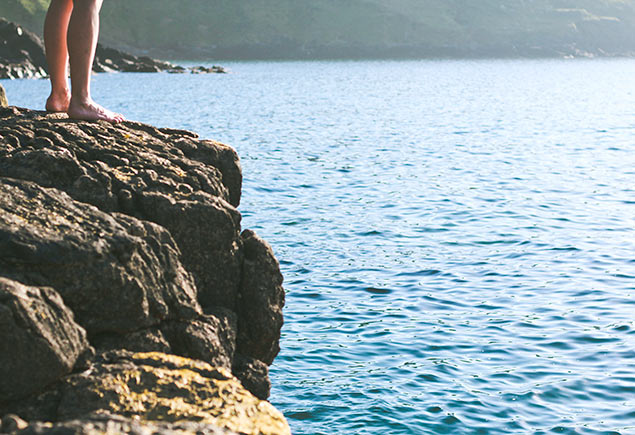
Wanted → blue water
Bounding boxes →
[4,59,635,434]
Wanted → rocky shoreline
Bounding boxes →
[0,17,226,79]
[0,102,289,434]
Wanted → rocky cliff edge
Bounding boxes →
[0,105,288,435]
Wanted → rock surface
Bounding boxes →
[4,413,237,434]
[0,178,201,335]
[237,230,285,366]
[0,17,226,79]
[0,106,287,434]
[5,352,290,435]
[232,354,272,401]
[0,278,90,401]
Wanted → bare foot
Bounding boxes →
[67,98,125,123]
[45,89,71,113]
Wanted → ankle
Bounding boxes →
[69,95,92,107]
[50,87,70,98]
[49,89,71,100]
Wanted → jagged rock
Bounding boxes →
[0,84,7,107]
[0,177,201,335]
[232,354,271,401]
[0,107,242,316]
[0,18,47,79]
[237,230,285,365]
[7,412,237,434]
[136,190,243,312]
[0,278,89,401]
[0,106,285,405]
[0,107,282,368]
[4,352,291,435]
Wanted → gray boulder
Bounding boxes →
[0,278,89,401]
[237,230,285,365]
[0,177,201,335]
[232,354,271,401]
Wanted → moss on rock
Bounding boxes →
[51,352,291,435]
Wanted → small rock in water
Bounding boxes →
[189,65,228,74]
[0,84,7,107]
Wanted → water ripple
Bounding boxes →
[6,58,635,435]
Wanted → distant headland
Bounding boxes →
[0,17,226,80]
[2,0,635,60]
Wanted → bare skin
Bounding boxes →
[44,0,72,113]
[44,0,124,122]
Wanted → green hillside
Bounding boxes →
[2,0,635,59]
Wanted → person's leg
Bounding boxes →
[66,0,124,122]
[44,0,73,112]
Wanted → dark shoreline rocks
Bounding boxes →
[93,43,227,75]
[0,18,46,79]
[0,17,227,79]
[0,106,288,434]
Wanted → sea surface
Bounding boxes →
[4,59,635,435]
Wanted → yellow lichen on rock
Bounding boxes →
[66,352,290,435]
[112,167,135,182]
